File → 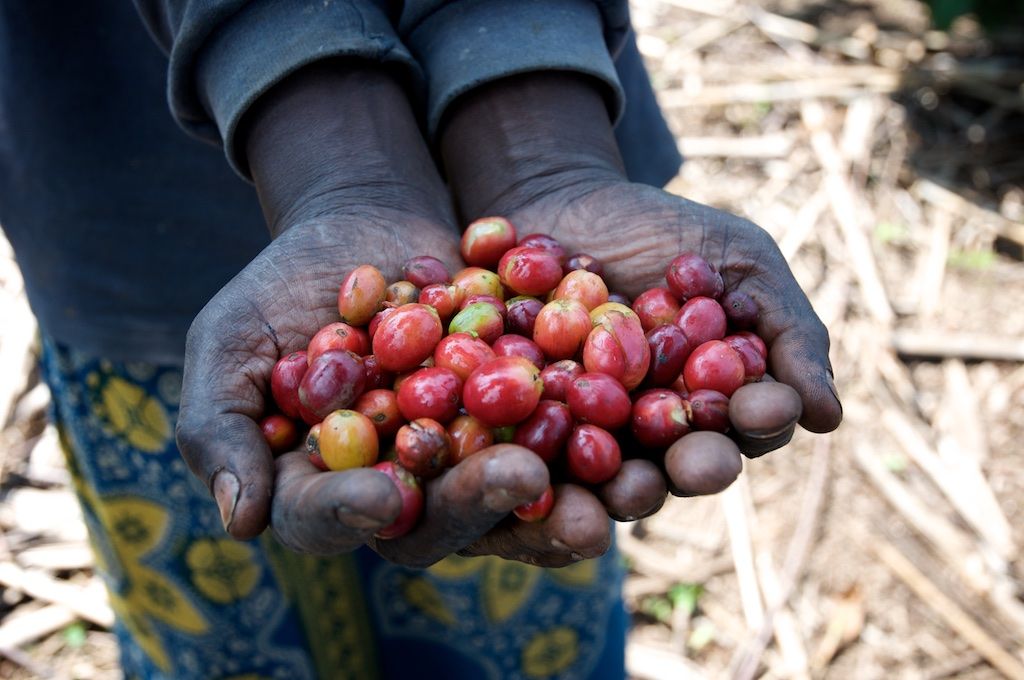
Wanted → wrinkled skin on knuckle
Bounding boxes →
[370,528,456,568]
[173,413,208,477]
[269,470,327,555]
[270,509,311,554]
[371,544,441,570]
[452,485,612,568]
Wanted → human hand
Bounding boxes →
[440,72,842,514]
[175,62,612,567]
[498,184,842,439]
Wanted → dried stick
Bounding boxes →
[855,441,1024,633]
[756,552,810,680]
[16,542,95,572]
[0,562,113,628]
[721,476,764,631]
[662,76,902,108]
[0,603,76,649]
[913,179,1024,247]
[853,443,986,589]
[677,135,794,159]
[0,643,58,679]
[892,330,1024,363]
[937,360,989,464]
[617,524,735,585]
[802,101,895,325]
[626,640,711,680]
[871,537,1024,680]
[0,289,37,431]
[881,409,1015,561]
[912,208,952,319]
[778,189,828,263]
[671,17,746,55]
[731,436,830,680]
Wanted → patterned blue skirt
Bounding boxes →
[40,339,628,679]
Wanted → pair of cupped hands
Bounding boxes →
[176,61,842,569]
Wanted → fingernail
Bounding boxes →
[482,457,542,511]
[213,470,239,532]
[826,373,843,413]
[550,539,585,562]
[483,486,517,512]
[336,505,388,530]
[551,538,572,552]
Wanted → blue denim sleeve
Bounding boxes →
[132,0,421,178]
[399,0,630,138]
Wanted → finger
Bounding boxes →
[176,310,280,540]
[176,408,275,540]
[598,459,668,521]
[664,431,743,496]
[728,381,802,458]
[460,484,612,567]
[750,276,843,434]
[270,451,401,554]
[370,444,549,568]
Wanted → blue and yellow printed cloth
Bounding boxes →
[40,340,628,679]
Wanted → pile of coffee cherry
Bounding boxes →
[261,217,785,538]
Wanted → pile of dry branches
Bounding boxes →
[620,0,1024,678]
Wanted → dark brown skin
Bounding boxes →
[459,484,613,567]
[599,459,668,521]
[439,71,842,509]
[176,60,603,567]
[179,59,841,565]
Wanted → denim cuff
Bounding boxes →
[404,0,625,139]
[167,0,420,179]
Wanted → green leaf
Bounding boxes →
[688,620,716,652]
[947,248,996,270]
[668,582,704,616]
[873,221,909,244]
[882,452,908,473]
[63,622,87,649]
[640,595,674,624]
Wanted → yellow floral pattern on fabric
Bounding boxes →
[45,343,331,679]
[186,539,260,604]
[57,424,111,576]
[482,560,541,623]
[96,375,171,452]
[107,498,167,558]
[263,540,378,680]
[547,559,599,588]
[427,554,486,580]
[429,555,595,625]
[522,627,580,678]
[94,497,210,669]
[403,576,456,626]
[109,591,172,671]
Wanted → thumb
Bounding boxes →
[176,310,278,539]
[176,411,274,539]
[755,296,842,434]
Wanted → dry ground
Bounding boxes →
[1,0,1022,678]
